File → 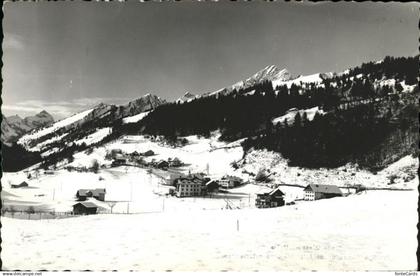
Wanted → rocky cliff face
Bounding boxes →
[117,94,165,118]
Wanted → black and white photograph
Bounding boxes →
[1,1,418,272]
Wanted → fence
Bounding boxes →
[1,210,75,220]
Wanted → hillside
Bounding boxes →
[125,55,418,171]
[2,55,418,173]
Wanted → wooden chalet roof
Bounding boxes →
[304,184,342,195]
[73,202,98,208]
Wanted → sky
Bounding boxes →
[2,1,418,119]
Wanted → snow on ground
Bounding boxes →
[2,132,418,270]
[18,108,94,146]
[1,164,257,214]
[74,127,112,146]
[101,133,244,178]
[273,73,324,89]
[122,111,150,124]
[27,133,69,152]
[1,189,417,271]
[241,149,418,190]
[272,106,325,126]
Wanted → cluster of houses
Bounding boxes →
[109,149,184,170]
[163,173,244,198]
[71,188,107,215]
[255,183,344,208]
[75,188,106,201]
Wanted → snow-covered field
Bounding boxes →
[1,189,417,271]
[2,133,418,271]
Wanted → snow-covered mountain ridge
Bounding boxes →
[1,111,54,145]
[17,94,165,154]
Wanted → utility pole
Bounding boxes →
[237,219,239,232]
[127,202,129,214]
[130,181,133,202]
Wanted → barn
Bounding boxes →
[72,202,98,215]
[11,181,29,189]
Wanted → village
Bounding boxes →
[2,131,416,219]
[4,145,370,217]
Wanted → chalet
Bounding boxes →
[303,184,343,201]
[169,157,182,167]
[112,154,126,166]
[110,149,123,158]
[142,150,155,157]
[91,188,106,201]
[156,160,169,169]
[73,202,98,215]
[76,189,92,201]
[204,180,219,193]
[11,181,29,189]
[76,188,106,201]
[219,175,243,189]
[255,187,285,208]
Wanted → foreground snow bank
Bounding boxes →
[1,190,417,271]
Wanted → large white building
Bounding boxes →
[304,184,342,201]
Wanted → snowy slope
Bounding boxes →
[122,111,150,124]
[18,108,94,147]
[272,106,325,126]
[202,65,292,98]
[176,92,198,103]
[273,72,333,89]
[74,127,112,146]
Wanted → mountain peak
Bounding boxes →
[176,92,197,103]
[254,65,291,82]
[7,114,23,121]
[37,110,52,117]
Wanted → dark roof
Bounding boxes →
[205,180,219,186]
[20,181,29,186]
[221,175,242,182]
[92,189,106,197]
[178,179,201,185]
[269,187,285,196]
[73,202,98,208]
[304,184,342,195]
[77,189,91,196]
[257,187,285,197]
[77,188,106,197]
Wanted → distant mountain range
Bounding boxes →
[2,55,418,172]
[15,94,165,155]
[1,111,54,145]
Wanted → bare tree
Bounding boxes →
[108,202,116,214]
